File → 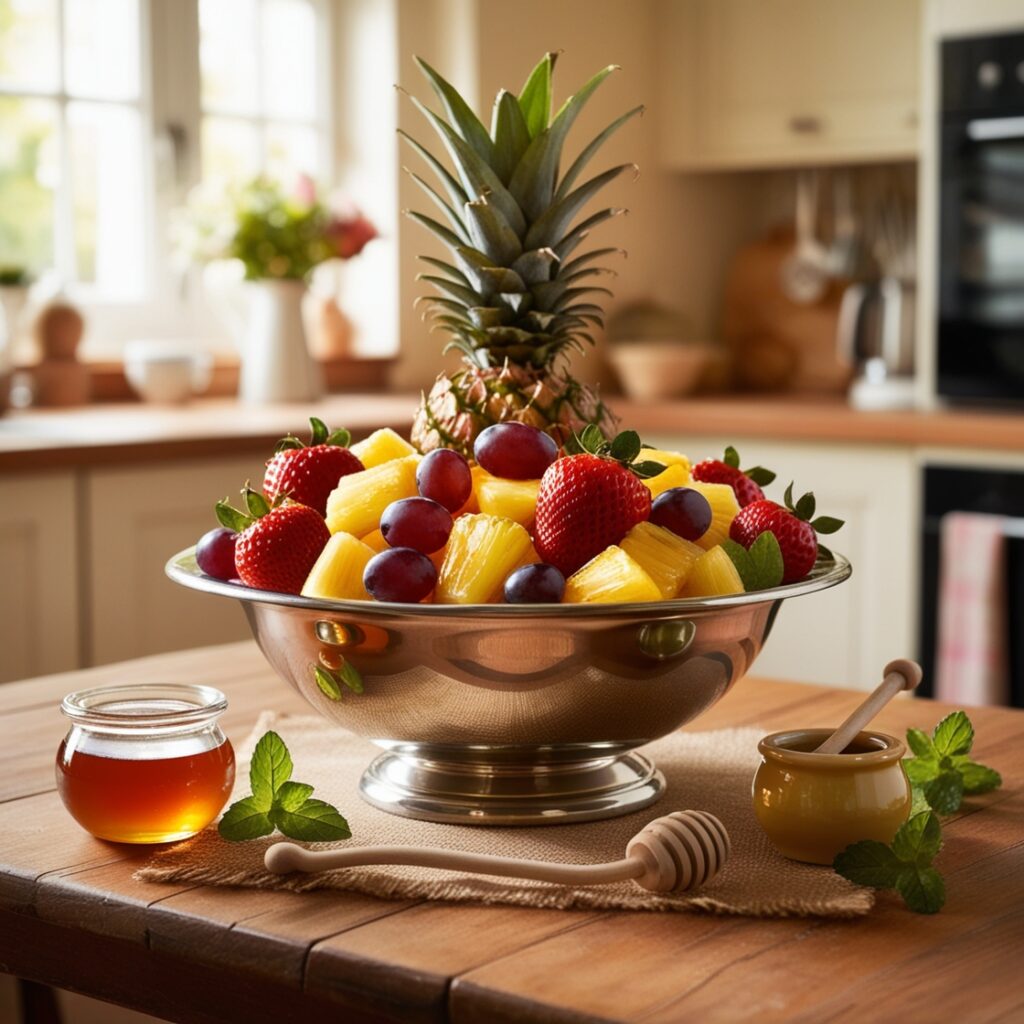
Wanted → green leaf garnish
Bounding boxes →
[933,710,974,757]
[218,731,351,844]
[609,429,642,463]
[721,533,784,591]
[834,811,946,913]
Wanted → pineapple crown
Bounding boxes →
[401,52,642,372]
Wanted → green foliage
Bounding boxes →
[722,533,784,591]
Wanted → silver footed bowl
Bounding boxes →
[167,548,851,826]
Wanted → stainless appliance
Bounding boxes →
[837,276,917,410]
[939,31,1024,404]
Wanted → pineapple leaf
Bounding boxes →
[397,129,467,208]
[560,247,627,276]
[469,306,510,329]
[418,274,480,306]
[553,207,627,260]
[555,105,645,201]
[563,266,617,284]
[405,170,471,242]
[405,209,467,250]
[526,164,635,250]
[410,95,526,236]
[414,56,495,165]
[518,52,557,139]
[418,255,472,286]
[553,286,615,312]
[510,64,620,221]
[454,245,526,296]
[511,247,559,285]
[464,195,524,265]
[530,279,570,311]
[491,89,532,185]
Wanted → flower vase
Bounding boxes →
[238,280,322,404]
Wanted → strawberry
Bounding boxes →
[534,427,662,576]
[263,417,363,516]
[216,487,329,594]
[692,446,775,507]
[729,483,844,584]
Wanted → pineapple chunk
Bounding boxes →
[302,533,374,601]
[455,465,489,516]
[563,546,661,604]
[680,546,745,598]
[475,473,541,528]
[436,513,535,604]
[688,481,741,550]
[640,447,691,474]
[643,463,691,501]
[350,428,417,468]
[361,528,388,553]
[620,521,703,599]
[326,454,420,537]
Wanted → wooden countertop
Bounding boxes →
[2,641,1022,1023]
[2,394,1024,474]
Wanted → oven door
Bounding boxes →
[938,112,1024,403]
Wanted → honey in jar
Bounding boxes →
[56,683,235,843]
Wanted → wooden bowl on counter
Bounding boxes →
[608,342,714,401]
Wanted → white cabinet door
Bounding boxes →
[0,473,80,683]
[86,456,267,665]
[646,435,919,690]
[664,0,921,169]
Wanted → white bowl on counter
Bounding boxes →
[124,341,213,404]
[608,341,713,402]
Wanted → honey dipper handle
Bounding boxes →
[265,842,642,887]
[815,658,923,755]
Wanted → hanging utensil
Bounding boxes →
[780,170,829,304]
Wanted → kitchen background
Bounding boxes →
[2,0,1024,715]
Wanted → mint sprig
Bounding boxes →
[905,711,1002,814]
[218,731,351,843]
[834,811,946,914]
[721,533,784,591]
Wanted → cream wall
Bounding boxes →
[390,0,766,392]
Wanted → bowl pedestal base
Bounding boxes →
[358,749,666,826]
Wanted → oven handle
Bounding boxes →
[966,116,1024,141]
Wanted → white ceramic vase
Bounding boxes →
[237,280,323,404]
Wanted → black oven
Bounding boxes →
[939,32,1024,405]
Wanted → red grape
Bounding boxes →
[504,563,566,603]
[473,423,558,480]
[380,497,453,554]
[196,527,238,581]
[650,487,713,541]
[417,448,472,512]
[363,547,437,602]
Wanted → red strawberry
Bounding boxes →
[729,484,844,584]
[534,427,659,576]
[216,487,329,594]
[692,446,775,507]
[263,417,363,516]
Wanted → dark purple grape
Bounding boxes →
[650,487,713,541]
[473,422,558,480]
[363,547,437,603]
[196,527,238,581]
[504,563,566,604]
[380,497,452,554]
[417,448,472,512]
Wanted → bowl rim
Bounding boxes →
[166,546,852,619]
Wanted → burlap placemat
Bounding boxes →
[136,713,872,917]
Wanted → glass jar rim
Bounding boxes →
[60,683,228,731]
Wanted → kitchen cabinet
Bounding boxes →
[660,0,922,169]
[647,435,919,690]
[0,473,80,683]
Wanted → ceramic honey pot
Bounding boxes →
[753,659,920,864]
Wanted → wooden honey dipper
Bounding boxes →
[264,809,730,893]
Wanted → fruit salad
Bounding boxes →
[194,418,843,606]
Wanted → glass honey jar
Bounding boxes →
[56,683,235,843]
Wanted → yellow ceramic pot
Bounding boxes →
[752,728,912,865]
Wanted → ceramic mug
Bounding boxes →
[124,341,213,404]
[752,728,912,865]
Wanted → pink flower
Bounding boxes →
[292,173,318,207]
[326,211,378,260]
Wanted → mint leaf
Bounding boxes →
[959,761,1002,794]
[891,811,942,865]
[270,799,352,842]
[722,539,756,590]
[610,429,642,463]
[906,727,936,759]
[747,531,784,589]
[632,460,666,479]
[910,785,931,815]
[924,770,965,814]
[218,796,275,841]
[250,730,293,810]
[275,780,315,812]
[833,841,903,888]
[933,711,974,757]
[896,865,946,914]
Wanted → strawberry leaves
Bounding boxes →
[274,417,352,454]
[722,533,784,590]
[218,731,351,843]
[567,425,665,479]
[215,483,287,533]
[723,445,776,487]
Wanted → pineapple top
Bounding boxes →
[403,53,642,373]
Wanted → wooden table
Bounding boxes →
[2,642,1022,1024]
